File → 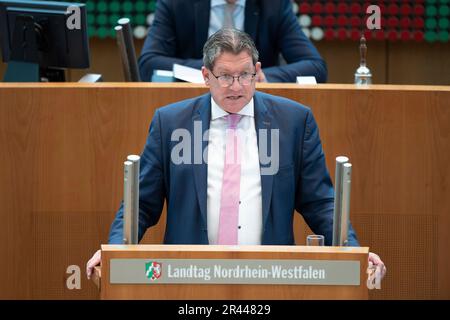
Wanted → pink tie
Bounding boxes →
[217,114,242,245]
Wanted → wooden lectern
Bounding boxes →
[93,245,369,300]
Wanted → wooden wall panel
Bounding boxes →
[387,42,450,85]
[1,39,449,84]
[315,40,387,84]
[0,83,449,300]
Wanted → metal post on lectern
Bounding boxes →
[123,155,140,244]
[332,156,352,246]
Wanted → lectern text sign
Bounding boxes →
[110,258,360,285]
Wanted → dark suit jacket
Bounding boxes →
[138,0,328,83]
[108,91,359,246]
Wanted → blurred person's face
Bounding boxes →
[202,51,261,114]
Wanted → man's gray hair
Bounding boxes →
[203,28,259,70]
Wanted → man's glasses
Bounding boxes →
[210,71,257,87]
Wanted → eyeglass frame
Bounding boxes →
[209,69,257,87]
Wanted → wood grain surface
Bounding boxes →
[0,83,448,299]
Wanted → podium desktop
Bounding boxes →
[92,244,369,300]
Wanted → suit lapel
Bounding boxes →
[254,92,274,229]
[191,92,274,231]
[194,0,211,56]
[192,94,211,229]
[244,0,260,41]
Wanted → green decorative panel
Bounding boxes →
[49,0,158,39]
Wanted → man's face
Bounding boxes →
[202,51,261,114]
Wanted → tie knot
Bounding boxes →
[223,2,236,29]
[226,113,241,129]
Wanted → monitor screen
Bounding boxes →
[0,0,90,81]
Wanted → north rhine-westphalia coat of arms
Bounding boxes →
[145,261,162,281]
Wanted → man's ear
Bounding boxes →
[255,62,262,73]
[255,62,267,82]
[201,66,210,85]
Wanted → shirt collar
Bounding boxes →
[210,97,254,120]
[211,0,246,8]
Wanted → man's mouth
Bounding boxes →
[227,95,242,100]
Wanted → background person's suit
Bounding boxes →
[138,0,328,83]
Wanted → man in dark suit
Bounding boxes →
[138,0,328,83]
[87,29,385,281]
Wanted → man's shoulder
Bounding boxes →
[255,91,311,115]
[156,93,210,117]
[260,0,291,10]
[158,0,205,11]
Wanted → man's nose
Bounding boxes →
[229,77,242,91]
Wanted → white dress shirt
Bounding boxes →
[207,97,263,245]
[208,0,246,37]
